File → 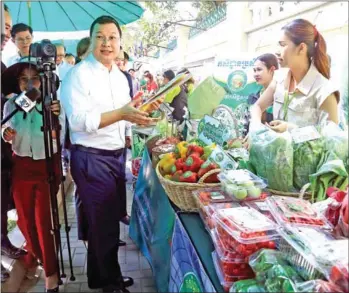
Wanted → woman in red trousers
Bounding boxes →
[2,57,63,292]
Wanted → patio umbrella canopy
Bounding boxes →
[5,1,144,31]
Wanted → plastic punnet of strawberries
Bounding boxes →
[214,207,279,258]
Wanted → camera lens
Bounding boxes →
[43,42,56,57]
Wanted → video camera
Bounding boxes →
[30,39,57,72]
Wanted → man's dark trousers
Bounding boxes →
[70,145,126,289]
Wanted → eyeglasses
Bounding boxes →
[57,54,65,58]
[18,75,40,84]
[15,36,32,44]
[94,35,120,44]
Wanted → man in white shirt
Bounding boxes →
[60,16,158,293]
[55,43,73,81]
[6,23,33,66]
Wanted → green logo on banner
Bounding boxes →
[180,272,202,292]
[227,70,247,93]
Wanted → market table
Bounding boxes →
[129,148,224,292]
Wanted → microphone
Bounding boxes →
[1,88,41,126]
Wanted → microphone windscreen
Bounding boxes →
[26,87,41,102]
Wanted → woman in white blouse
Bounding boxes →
[250,18,339,133]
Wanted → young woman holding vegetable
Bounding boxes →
[249,19,339,133]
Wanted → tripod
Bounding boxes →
[39,62,75,283]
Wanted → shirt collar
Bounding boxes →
[86,53,117,73]
[285,63,318,95]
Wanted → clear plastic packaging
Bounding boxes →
[193,188,232,208]
[218,170,268,201]
[296,280,343,293]
[267,196,332,229]
[199,202,241,230]
[212,252,251,292]
[229,279,267,293]
[214,207,279,257]
[329,260,349,293]
[211,229,254,278]
[277,226,344,280]
[243,201,275,222]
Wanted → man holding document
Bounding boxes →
[60,15,161,293]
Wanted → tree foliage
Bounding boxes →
[122,1,223,57]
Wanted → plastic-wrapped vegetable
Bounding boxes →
[249,249,289,280]
[264,264,303,293]
[322,121,349,169]
[250,126,294,192]
[229,279,266,293]
[293,138,325,190]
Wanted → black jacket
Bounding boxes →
[121,70,133,98]
[169,86,188,123]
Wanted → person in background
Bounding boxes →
[1,4,27,283]
[249,18,339,133]
[2,57,64,292]
[54,43,73,81]
[162,69,188,122]
[248,53,279,124]
[75,37,91,64]
[65,53,76,66]
[177,68,195,96]
[115,48,133,97]
[128,69,140,97]
[60,15,160,293]
[7,23,33,66]
[144,71,158,94]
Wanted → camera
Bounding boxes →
[30,39,56,71]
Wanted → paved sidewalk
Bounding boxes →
[17,155,157,293]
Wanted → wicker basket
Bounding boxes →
[156,165,221,212]
[267,183,312,201]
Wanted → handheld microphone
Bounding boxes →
[1,88,41,126]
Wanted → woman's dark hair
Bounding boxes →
[89,15,122,38]
[76,37,90,58]
[4,4,9,11]
[255,53,279,70]
[282,18,330,79]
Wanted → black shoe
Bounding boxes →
[120,215,130,226]
[123,276,134,288]
[119,240,126,247]
[102,285,130,293]
[46,287,59,292]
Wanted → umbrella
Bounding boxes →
[5,1,144,31]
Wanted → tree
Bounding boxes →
[122,1,223,57]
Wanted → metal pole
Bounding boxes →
[27,1,32,27]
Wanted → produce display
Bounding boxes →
[250,126,294,192]
[211,229,254,278]
[215,207,279,258]
[212,252,252,292]
[266,196,332,229]
[199,202,240,230]
[144,103,349,293]
[219,170,267,201]
[157,141,220,183]
[296,279,343,293]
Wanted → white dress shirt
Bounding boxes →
[6,52,22,67]
[2,98,66,160]
[60,53,132,150]
[57,61,73,82]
